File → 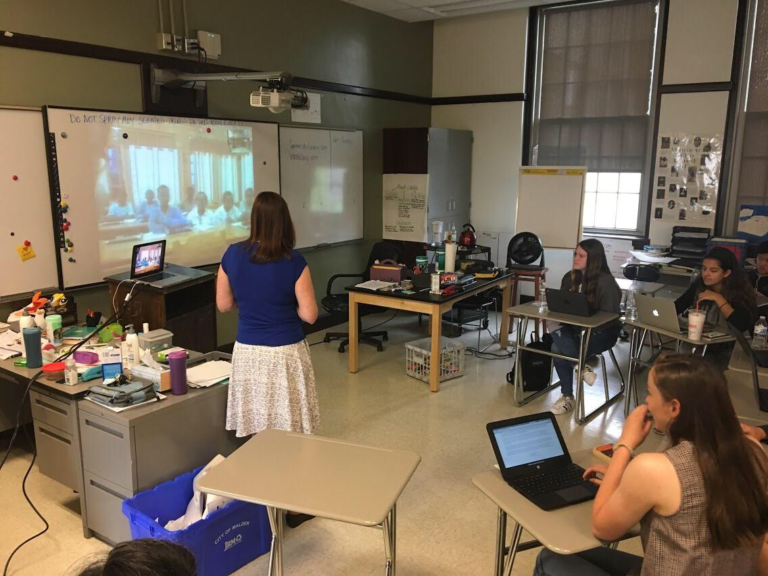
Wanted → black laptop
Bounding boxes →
[487,412,598,511]
[545,288,595,317]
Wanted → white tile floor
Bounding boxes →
[2,313,650,575]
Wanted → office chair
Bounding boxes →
[727,321,768,413]
[321,241,403,353]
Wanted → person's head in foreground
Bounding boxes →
[77,539,197,576]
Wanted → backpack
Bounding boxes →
[506,332,553,392]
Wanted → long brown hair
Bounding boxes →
[696,247,757,315]
[247,191,295,263]
[653,354,768,550]
[570,239,617,306]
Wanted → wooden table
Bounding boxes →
[346,270,515,392]
[197,429,421,575]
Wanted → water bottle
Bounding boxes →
[538,282,548,312]
[625,290,638,322]
[754,317,768,350]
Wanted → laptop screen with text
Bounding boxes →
[492,418,565,469]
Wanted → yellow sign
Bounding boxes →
[16,244,36,262]
[565,169,586,176]
[521,168,560,176]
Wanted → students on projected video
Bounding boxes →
[187,192,216,229]
[106,190,135,221]
[240,188,255,223]
[136,189,158,221]
[181,185,196,213]
[148,185,191,234]
[214,191,243,224]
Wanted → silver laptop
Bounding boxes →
[635,293,687,333]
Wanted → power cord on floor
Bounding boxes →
[2,282,141,575]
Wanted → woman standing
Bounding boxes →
[550,239,622,414]
[216,191,320,438]
[535,354,768,575]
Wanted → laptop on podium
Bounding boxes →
[130,240,190,288]
[487,412,598,511]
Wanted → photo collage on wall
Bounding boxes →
[653,134,721,223]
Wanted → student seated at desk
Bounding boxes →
[535,354,768,576]
[749,241,768,298]
[550,239,622,415]
[674,247,757,334]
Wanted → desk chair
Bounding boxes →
[727,321,768,412]
[321,242,403,353]
[507,232,548,338]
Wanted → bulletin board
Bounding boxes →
[0,107,59,298]
[652,133,721,226]
[516,167,586,249]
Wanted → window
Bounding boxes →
[730,0,768,231]
[530,0,659,233]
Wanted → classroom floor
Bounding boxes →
[2,310,655,576]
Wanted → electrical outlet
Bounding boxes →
[184,37,199,55]
[173,35,184,52]
[156,32,173,51]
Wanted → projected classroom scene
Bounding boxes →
[97,123,256,272]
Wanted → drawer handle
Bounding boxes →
[89,479,125,500]
[38,426,71,446]
[85,419,124,439]
[35,398,68,416]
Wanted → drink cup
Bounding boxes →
[687,310,706,341]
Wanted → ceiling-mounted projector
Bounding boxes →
[250,87,308,113]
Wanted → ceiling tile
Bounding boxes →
[401,0,468,7]
[385,7,438,21]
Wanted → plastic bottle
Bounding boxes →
[124,324,140,367]
[19,310,35,356]
[625,290,638,322]
[538,281,548,312]
[754,316,768,350]
[450,222,457,242]
[65,357,78,386]
[168,350,189,395]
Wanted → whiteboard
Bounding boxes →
[279,127,363,249]
[0,108,59,298]
[45,107,280,288]
[516,167,586,249]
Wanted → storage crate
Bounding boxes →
[122,466,271,576]
[405,337,465,383]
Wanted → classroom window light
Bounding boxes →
[594,192,618,229]
[582,172,642,231]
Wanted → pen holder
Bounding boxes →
[168,350,188,396]
[85,312,102,327]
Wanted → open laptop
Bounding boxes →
[487,412,598,511]
[634,293,685,333]
[130,240,189,288]
[546,289,595,317]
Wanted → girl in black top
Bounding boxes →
[674,247,757,333]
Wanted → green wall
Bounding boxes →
[0,0,433,345]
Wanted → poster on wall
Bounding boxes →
[652,134,721,225]
[382,174,428,242]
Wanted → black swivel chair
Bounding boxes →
[322,242,404,353]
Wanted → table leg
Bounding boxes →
[625,326,639,417]
[575,328,589,423]
[382,505,396,576]
[266,507,284,576]
[349,292,359,374]
[391,504,397,575]
[502,522,523,576]
[430,309,442,392]
[494,507,508,576]
[500,279,512,348]
[513,316,524,406]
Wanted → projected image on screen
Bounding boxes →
[96,124,257,274]
[134,242,163,275]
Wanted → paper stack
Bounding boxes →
[187,360,232,388]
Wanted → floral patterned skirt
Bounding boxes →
[226,339,320,437]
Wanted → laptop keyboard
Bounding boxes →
[139,272,175,283]
[512,463,588,497]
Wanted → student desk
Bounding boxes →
[0,354,241,544]
[623,319,735,416]
[507,303,623,424]
[726,346,768,423]
[473,449,636,576]
[196,429,421,576]
[346,270,515,392]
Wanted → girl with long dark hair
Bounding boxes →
[536,354,768,575]
[550,239,622,414]
[216,191,320,439]
[674,246,757,333]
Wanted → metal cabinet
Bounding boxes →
[383,127,473,241]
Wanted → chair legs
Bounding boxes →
[323,322,388,353]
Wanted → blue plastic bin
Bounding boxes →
[122,466,272,576]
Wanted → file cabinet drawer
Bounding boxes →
[84,472,133,544]
[30,389,76,435]
[35,422,79,491]
[79,412,135,490]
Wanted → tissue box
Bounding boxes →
[131,364,171,392]
[138,329,173,357]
